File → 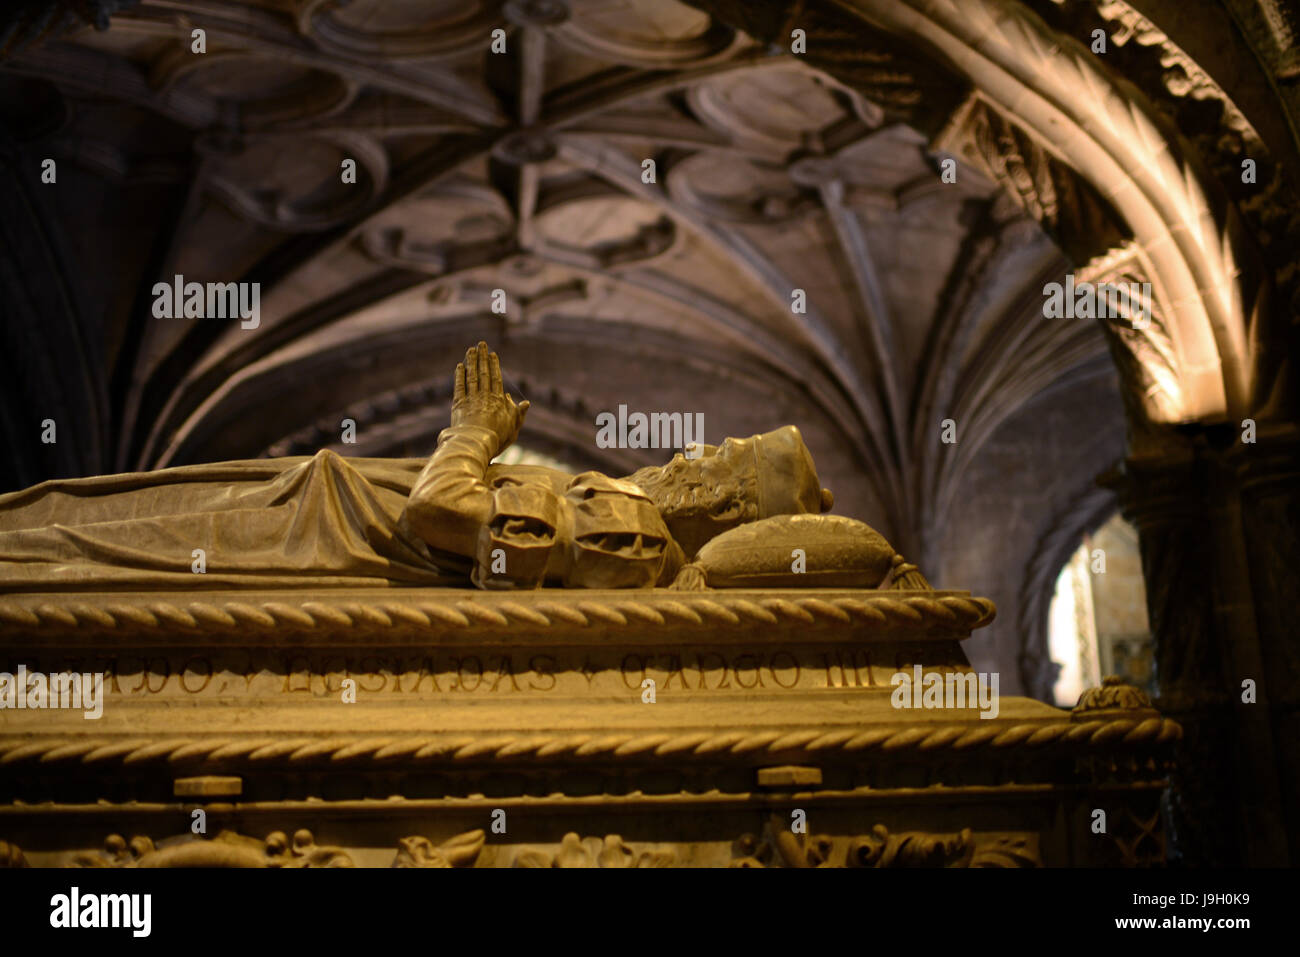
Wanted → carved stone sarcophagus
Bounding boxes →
[0,343,1177,867]
[0,586,1176,868]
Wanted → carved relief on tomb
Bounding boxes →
[1,824,1047,868]
[512,832,676,868]
[1073,674,1156,714]
[0,840,27,868]
[72,829,355,868]
[11,828,488,869]
[390,830,486,868]
[730,815,1041,868]
[1109,809,1165,868]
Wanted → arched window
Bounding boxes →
[1046,513,1154,707]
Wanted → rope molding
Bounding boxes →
[0,591,997,637]
[0,716,1180,769]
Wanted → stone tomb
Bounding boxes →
[0,587,1177,867]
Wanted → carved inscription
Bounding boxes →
[0,647,964,699]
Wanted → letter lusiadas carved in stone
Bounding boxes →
[0,342,928,591]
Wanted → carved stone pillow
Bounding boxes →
[690,514,898,588]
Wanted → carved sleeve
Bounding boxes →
[399,425,498,557]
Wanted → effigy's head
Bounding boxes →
[626,425,833,557]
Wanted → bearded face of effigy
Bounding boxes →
[626,426,831,559]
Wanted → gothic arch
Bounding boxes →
[702,0,1266,431]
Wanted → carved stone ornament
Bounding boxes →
[59,828,485,869]
[72,829,354,868]
[512,833,675,868]
[731,815,1040,868]
[1073,674,1156,714]
[944,95,1129,264]
[391,830,486,868]
[0,840,28,868]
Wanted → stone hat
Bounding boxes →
[752,425,834,518]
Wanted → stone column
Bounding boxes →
[1112,425,1297,865]
[1234,425,1300,862]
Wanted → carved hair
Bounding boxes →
[623,464,759,558]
